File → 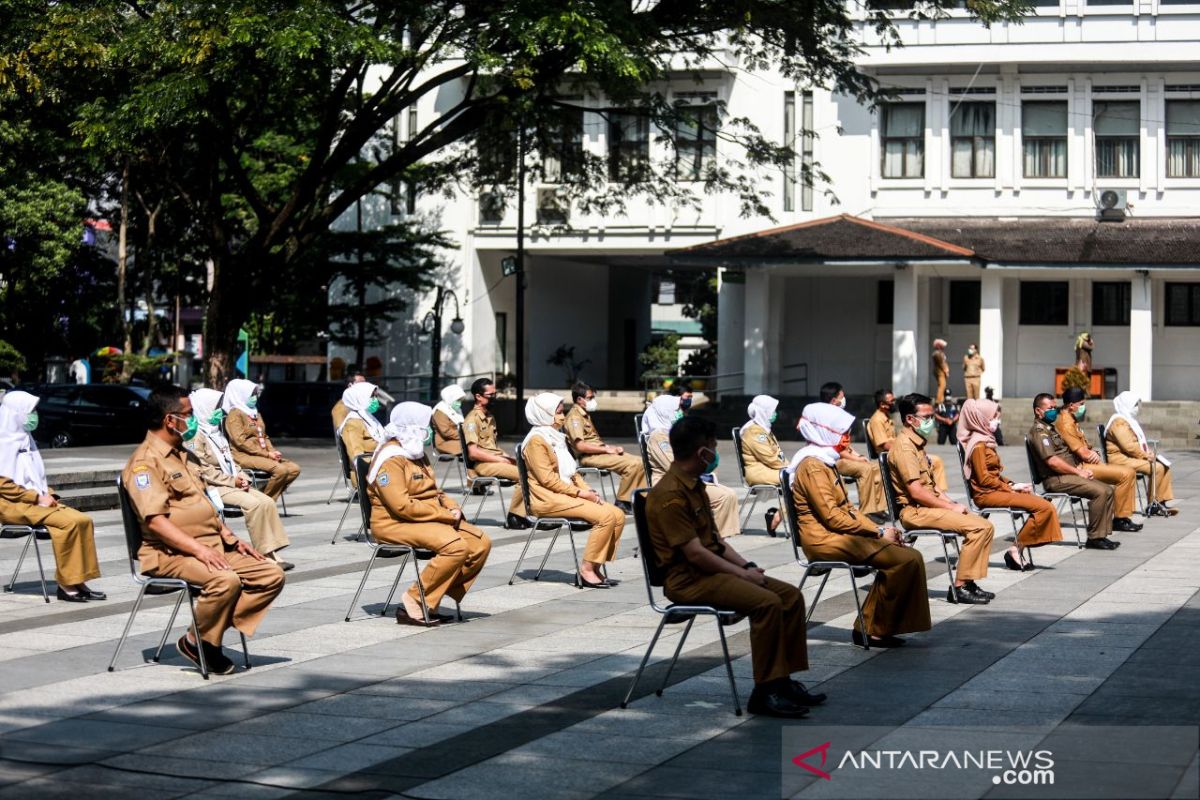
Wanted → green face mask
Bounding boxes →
[1073,404,1086,421]
[452,400,463,412]
[673,410,685,422]
[424,427,434,445]
[367,398,381,414]
[914,417,936,439]
[769,412,778,424]
[246,395,258,410]
[22,412,38,433]
[208,409,225,426]
[175,414,198,441]
[701,447,720,474]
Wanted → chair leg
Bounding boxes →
[657,616,696,695]
[714,618,743,716]
[7,531,33,595]
[805,572,831,623]
[30,534,49,603]
[381,552,410,618]
[326,471,343,504]
[536,526,563,582]
[776,488,791,539]
[279,491,288,517]
[848,574,869,651]
[412,568,431,624]
[565,526,581,580]
[621,615,670,709]
[508,528,538,585]
[186,592,210,680]
[495,483,507,523]
[346,549,382,621]
[239,632,251,669]
[154,591,187,662]
[332,488,357,543]
[739,491,761,532]
[108,585,150,672]
[941,536,958,599]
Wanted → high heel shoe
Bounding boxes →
[1003,551,1025,572]
[765,508,779,537]
[576,573,611,589]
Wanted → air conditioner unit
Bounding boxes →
[479,191,506,224]
[536,187,570,226]
[1097,189,1127,222]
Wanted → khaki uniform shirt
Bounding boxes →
[226,409,276,458]
[887,427,943,509]
[431,409,462,454]
[564,406,604,454]
[646,429,674,483]
[462,407,505,458]
[369,454,460,528]
[963,354,985,377]
[645,464,725,585]
[340,417,380,465]
[1028,418,1077,481]
[932,350,949,377]
[331,400,349,434]
[866,409,895,453]
[792,459,878,543]
[1054,413,1093,457]
[186,434,248,490]
[740,423,785,470]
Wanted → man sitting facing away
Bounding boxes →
[819,382,887,520]
[122,385,285,674]
[1029,392,1121,550]
[888,393,995,604]
[1055,387,1142,531]
[564,381,646,514]
[646,415,825,718]
[866,389,948,490]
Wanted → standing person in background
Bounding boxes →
[431,384,467,456]
[935,396,960,445]
[932,339,950,404]
[962,344,985,400]
[1075,332,1094,374]
[223,379,301,499]
[69,356,90,385]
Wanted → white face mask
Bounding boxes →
[988,418,1001,432]
[584,398,598,413]
[834,396,846,408]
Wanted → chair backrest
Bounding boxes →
[335,433,352,479]
[731,426,749,485]
[862,418,878,460]
[115,478,146,574]
[633,413,643,440]
[955,442,982,512]
[778,467,802,561]
[353,455,375,536]
[514,444,535,519]
[1096,424,1108,463]
[638,433,656,488]
[877,452,902,524]
[457,422,477,470]
[1023,437,1046,486]
[632,489,670,601]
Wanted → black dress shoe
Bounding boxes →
[615,500,633,514]
[199,641,236,675]
[395,607,440,627]
[947,584,990,604]
[765,508,779,537]
[747,688,810,719]
[852,629,906,648]
[787,680,827,706]
[576,573,612,589]
[1085,537,1120,550]
[965,581,995,600]
[1003,552,1025,572]
[505,513,531,530]
[56,587,87,603]
[1114,517,1143,532]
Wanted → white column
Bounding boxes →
[717,268,746,390]
[980,271,1005,398]
[892,266,919,395]
[744,270,771,395]
[1130,272,1153,400]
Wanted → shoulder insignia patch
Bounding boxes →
[1042,437,1051,447]
[378,471,390,487]
[658,440,671,452]
[757,434,767,443]
[134,471,151,490]
[466,423,476,432]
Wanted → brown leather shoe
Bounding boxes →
[395,607,439,627]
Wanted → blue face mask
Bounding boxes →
[679,397,692,411]
[1042,408,1059,424]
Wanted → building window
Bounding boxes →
[542,107,585,183]
[801,91,814,211]
[1165,283,1200,326]
[674,105,718,181]
[783,92,795,212]
[1019,281,1069,325]
[656,279,676,305]
[950,103,995,178]
[1166,101,1200,178]
[1094,101,1140,178]
[877,279,894,324]
[477,110,517,184]
[948,280,981,325]
[608,110,650,182]
[1092,282,1130,326]
[880,103,924,179]
[1022,101,1067,178]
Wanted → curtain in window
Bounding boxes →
[1166,101,1200,178]
[951,103,995,177]
[882,104,923,178]
[1023,140,1066,178]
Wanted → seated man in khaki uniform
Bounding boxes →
[331,370,366,433]
[1028,392,1121,549]
[1105,391,1177,514]
[462,377,528,530]
[888,393,995,605]
[646,415,825,718]
[222,379,301,499]
[368,402,491,626]
[564,381,646,514]
[819,382,886,519]
[122,385,285,675]
[1055,387,1142,531]
[866,390,948,490]
[790,401,930,648]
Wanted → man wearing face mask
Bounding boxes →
[564,381,646,513]
[1054,387,1141,530]
[889,393,995,604]
[1028,393,1121,548]
[668,382,695,414]
[462,378,527,529]
[865,390,950,491]
[647,415,824,718]
[818,382,887,520]
[122,385,285,674]
[962,344,985,400]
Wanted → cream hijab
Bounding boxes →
[338,381,386,443]
[0,392,48,494]
[367,402,433,485]
[521,392,576,482]
[221,378,260,419]
[1107,391,1148,449]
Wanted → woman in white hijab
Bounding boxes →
[0,391,104,602]
[366,402,491,627]
[188,389,292,569]
[642,395,741,538]
[789,402,930,648]
[223,379,301,499]
[739,394,785,534]
[521,393,626,588]
[338,382,387,486]
[1104,391,1176,512]
[431,384,467,456]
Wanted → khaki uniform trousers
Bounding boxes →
[234,454,301,499]
[218,487,290,555]
[665,573,808,685]
[974,490,1062,549]
[375,521,491,610]
[935,372,948,404]
[705,482,741,538]
[803,538,931,638]
[140,536,285,647]
[3,503,99,586]
[898,506,994,581]
[579,453,645,503]
[1111,455,1174,502]
[836,459,887,515]
[1043,474,1113,539]
[743,462,784,488]
[531,493,625,563]
[1087,463,1139,518]
[964,377,981,400]
[471,461,526,516]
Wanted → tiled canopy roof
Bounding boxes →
[673,214,1200,266]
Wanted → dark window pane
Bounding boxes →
[1165,283,1200,326]
[948,280,981,324]
[1019,281,1069,325]
[1092,281,1130,326]
[877,280,894,324]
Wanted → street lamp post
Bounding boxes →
[423,286,465,404]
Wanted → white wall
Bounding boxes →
[781,276,890,395]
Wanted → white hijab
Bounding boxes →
[338,381,386,443]
[190,388,238,476]
[222,378,260,419]
[521,392,576,482]
[367,402,433,485]
[1107,391,1148,449]
[740,394,778,436]
[0,391,47,494]
[642,394,681,435]
[789,401,855,479]
[434,384,466,425]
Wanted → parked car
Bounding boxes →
[24,383,151,448]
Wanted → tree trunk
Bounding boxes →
[203,253,247,389]
[116,161,134,380]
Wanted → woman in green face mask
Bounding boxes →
[739,394,786,535]
[222,378,302,499]
[337,382,389,487]
[432,383,468,457]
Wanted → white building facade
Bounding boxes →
[333,2,1200,401]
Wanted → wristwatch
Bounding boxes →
[743,561,758,569]
[876,526,888,539]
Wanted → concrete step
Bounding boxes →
[46,469,121,512]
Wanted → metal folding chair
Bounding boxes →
[633,413,644,440]
[1097,424,1150,516]
[1023,438,1086,549]
[778,468,874,650]
[620,489,743,716]
[730,426,787,538]
[2,524,51,602]
[861,419,878,461]
[330,435,363,543]
[458,422,515,524]
[507,445,589,586]
[107,479,250,679]
[878,452,964,600]
[955,443,1028,537]
[638,432,657,489]
[326,433,347,504]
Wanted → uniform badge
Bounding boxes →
[134,472,151,490]
[378,471,390,487]
[1042,437,1051,447]
[659,441,671,452]
[757,434,767,443]
[466,423,476,432]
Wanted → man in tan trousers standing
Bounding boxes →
[888,393,995,605]
[122,385,285,675]
[564,381,646,513]
[962,344,985,400]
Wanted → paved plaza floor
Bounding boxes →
[0,436,1197,799]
